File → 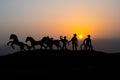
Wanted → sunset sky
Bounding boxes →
[0,0,120,45]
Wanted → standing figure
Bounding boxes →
[69,34,78,50]
[60,36,69,50]
[83,35,93,51]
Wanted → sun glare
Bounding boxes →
[78,34,83,39]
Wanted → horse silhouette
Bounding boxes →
[7,34,29,52]
[53,39,61,50]
[40,37,53,50]
[26,37,46,50]
[40,36,50,49]
[40,36,61,50]
[25,44,32,51]
[47,38,61,50]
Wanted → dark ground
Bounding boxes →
[0,50,120,78]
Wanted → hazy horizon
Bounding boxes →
[0,38,120,56]
[0,0,120,54]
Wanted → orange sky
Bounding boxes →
[0,0,120,43]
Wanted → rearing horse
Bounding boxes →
[26,37,46,50]
[7,34,27,52]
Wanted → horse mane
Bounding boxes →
[27,37,36,42]
[11,34,17,38]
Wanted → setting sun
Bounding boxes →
[78,34,83,40]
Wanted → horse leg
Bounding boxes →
[56,44,60,50]
[7,41,15,49]
[58,45,61,50]
[62,45,64,50]
[56,44,59,50]
[45,44,49,50]
[23,45,26,51]
[23,47,25,51]
[33,45,36,50]
[11,43,15,49]
[59,45,61,50]
[7,41,12,46]
[26,44,31,51]
[41,45,45,50]
[56,45,59,50]
[20,46,22,52]
[43,44,47,50]
[40,44,42,50]
[40,43,44,50]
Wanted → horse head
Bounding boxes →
[10,34,17,40]
[26,37,31,42]
[26,37,35,43]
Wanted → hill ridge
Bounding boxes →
[4,50,108,57]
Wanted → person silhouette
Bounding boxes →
[60,36,69,50]
[83,35,93,51]
[69,34,78,50]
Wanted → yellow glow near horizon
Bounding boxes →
[78,34,83,40]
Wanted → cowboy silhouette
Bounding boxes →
[69,34,78,50]
[83,35,93,51]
